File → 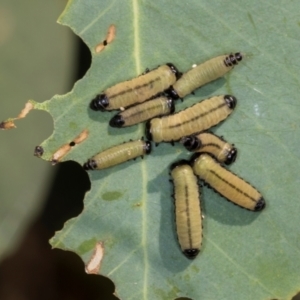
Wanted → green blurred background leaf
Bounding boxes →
[0,0,73,259]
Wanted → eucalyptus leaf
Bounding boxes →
[37,0,300,299]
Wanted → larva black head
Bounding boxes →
[144,141,152,154]
[165,86,180,100]
[166,63,182,80]
[183,248,199,259]
[83,159,97,170]
[224,95,237,109]
[254,197,266,211]
[235,52,243,62]
[34,146,44,157]
[167,98,175,114]
[224,52,243,67]
[90,94,109,111]
[224,147,238,165]
[170,159,190,171]
[145,120,153,141]
[109,114,125,128]
[51,159,58,165]
[190,152,201,164]
[181,135,201,151]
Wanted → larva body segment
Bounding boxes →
[170,161,202,259]
[181,132,237,165]
[83,139,151,170]
[146,95,236,143]
[109,96,174,128]
[167,53,243,99]
[90,64,180,111]
[192,154,265,211]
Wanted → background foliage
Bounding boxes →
[0,0,73,259]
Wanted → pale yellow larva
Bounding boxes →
[180,132,237,165]
[170,160,202,259]
[83,139,151,170]
[109,96,174,127]
[146,95,236,143]
[192,154,265,211]
[90,64,180,111]
[166,53,243,99]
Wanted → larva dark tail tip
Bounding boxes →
[254,197,266,211]
[90,94,109,111]
[109,115,124,127]
[235,52,243,61]
[166,63,182,80]
[180,136,190,146]
[34,145,44,157]
[224,147,238,165]
[181,135,200,152]
[170,159,190,171]
[51,159,58,165]
[83,160,97,170]
[83,162,91,170]
[90,98,100,111]
[165,86,180,100]
[145,141,152,154]
[167,98,175,114]
[183,249,199,259]
[181,137,192,150]
[190,153,201,164]
[224,95,237,109]
[145,121,152,140]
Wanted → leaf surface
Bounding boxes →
[40,1,300,299]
